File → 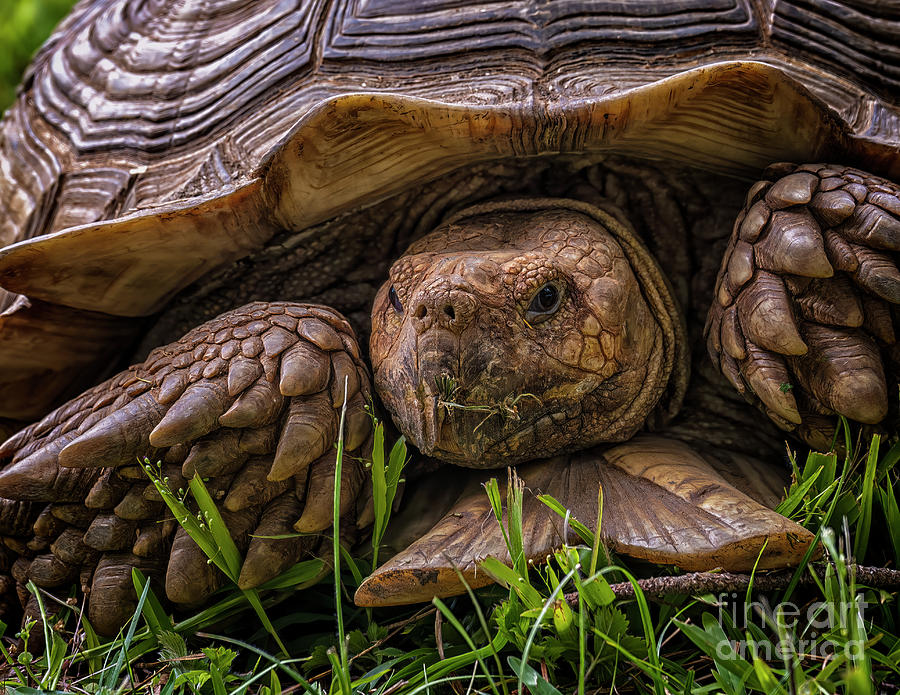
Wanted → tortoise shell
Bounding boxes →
[0,0,898,418]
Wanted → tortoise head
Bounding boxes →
[370,198,688,468]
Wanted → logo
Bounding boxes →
[714,593,868,660]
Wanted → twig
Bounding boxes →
[350,605,435,665]
[565,564,900,605]
[434,609,445,661]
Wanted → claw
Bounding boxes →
[238,493,313,590]
[149,380,230,447]
[219,378,284,428]
[868,191,900,217]
[839,204,900,251]
[719,352,746,395]
[791,324,888,424]
[298,319,343,351]
[164,442,190,466]
[240,424,279,454]
[0,433,99,501]
[50,527,96,566]
[852,245,900,303]
[49,503,95,527]
[862,295,895,344]
[796,416,839,453]
[725,241,754,291]
[32,506,63,538]
[227,357,262,397]
[165,526,225,605]
[279,341,331,396]
[28,553,77,588]
[740,343,801,425]
[182,430,248,478]
[83,513,135,551]
[142,465,187,502]
[133,520,175,557]
[736,272,807,355]
[59,393,168,468]
[113,486,163,521]
[345,400,372,451]
[744,180,771,207]
[823,229,859,272]
[167,508,258,604]
[90,553,166,636]
[706,305,722,355]
[261,326,297,357]
[754,210,832,278]
[792,276,864,328]
[294,449,363,533]
[269,393,336,482]
[157,371,187,404]
[330,352,360,407]
[739,200,770,242]
[810,189,856,227]
[224,455,291,512]
[719,306,746,360]
[0,420,51,460]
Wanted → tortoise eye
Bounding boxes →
[389,285,403,313]
[526,282,562,323]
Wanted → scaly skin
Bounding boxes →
[0,303,372,634]
[706,164,900,448]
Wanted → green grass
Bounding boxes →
[1,417,899,693]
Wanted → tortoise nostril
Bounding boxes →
[415,305,427,320]
[443,305,455,320]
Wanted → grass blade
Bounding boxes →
[537,494,595,546]
[433,597,501,695]
[854,434,880,562]
[332,375,352,695]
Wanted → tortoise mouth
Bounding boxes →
[383,357,549,467]
[374,322,556,467]
[410,385,555,468]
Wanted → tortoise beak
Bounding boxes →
[412,327,461,453]
[418,393,444,456]
[383,377,450,457]
[375,324,457,456]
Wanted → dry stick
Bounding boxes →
[565,565,900,605]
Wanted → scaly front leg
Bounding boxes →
[0,302,372,634]
[706,164,900,444]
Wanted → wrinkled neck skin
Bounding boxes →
[370,199,684,469]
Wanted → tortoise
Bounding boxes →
[0,0,896,635]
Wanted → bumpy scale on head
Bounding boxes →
[370,200,684,468]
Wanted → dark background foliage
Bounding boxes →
[0,0,77,110]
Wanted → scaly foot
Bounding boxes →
[707,164,900,441]
[0,302,371,634]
